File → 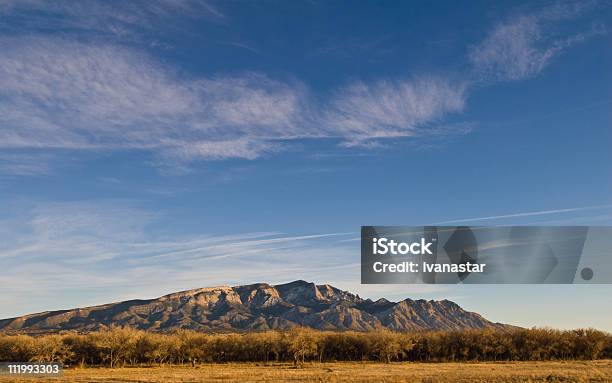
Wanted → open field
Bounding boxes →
[2,361,612,383]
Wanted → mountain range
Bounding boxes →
[0,280,511,333]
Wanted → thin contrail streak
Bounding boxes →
[435,205,612,224]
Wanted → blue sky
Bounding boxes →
[0,1,611,330]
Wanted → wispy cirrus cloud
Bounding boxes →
[0,38,308,161]
[0,2,605,172]
[0,37,467,164]
[0,0,224,41]
[0,152,55,176]
[0,201,355,268]
[323,77,468,146]
[469,1,605,82]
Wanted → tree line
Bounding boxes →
[0,327,610,367]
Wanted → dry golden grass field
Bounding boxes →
[1,361,612,383]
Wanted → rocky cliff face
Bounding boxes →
[0,280,510,333]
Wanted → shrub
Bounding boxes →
[0,327,610,365]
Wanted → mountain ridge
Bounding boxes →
[0,280,511,333]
